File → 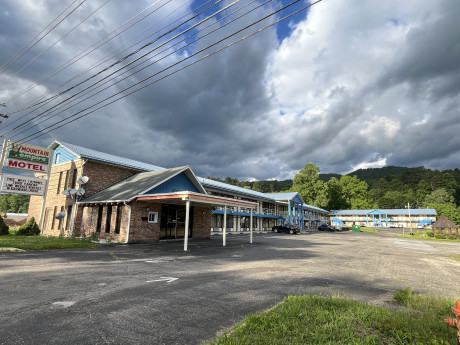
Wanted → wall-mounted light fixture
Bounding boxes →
[146,207,149,211]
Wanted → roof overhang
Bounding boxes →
[135,191,258,208]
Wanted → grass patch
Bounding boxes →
[398,231,460,242]
[359,227,378,233]
[210,289,457,345]
[449,255,460,262]
[0,235,98,250]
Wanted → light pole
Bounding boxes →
[406,203,413,235]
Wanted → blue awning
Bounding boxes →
[212,210,282,219]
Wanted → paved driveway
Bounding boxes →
[1,231,459,344]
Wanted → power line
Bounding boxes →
[1,0,238,138]
[4,0,174,105]
[3,0,267,139]
[4,0,217,119]
[16,0,323,144]
[0,0,83,76]
[0,0,113,87]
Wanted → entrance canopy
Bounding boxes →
[136,191,257,251]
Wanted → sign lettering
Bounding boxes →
[0,174,47,196]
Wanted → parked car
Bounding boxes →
[272,224,300,234]
[318,224,335,231]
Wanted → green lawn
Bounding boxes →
[398,231,460,242]
[210,289,457,345]
[0,235,98,250]
[359,227,378,233]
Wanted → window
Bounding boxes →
[58,206,64,230]
[55,153,60,164]
[57,172,63,194]
[51,206,57,229]
[96,205,103,232]
[71,169,78,188]
[148,211,158,223]
[64,171,69,189]
[66,205,72,230]
[105,205,112,233]
[115,205,122,234]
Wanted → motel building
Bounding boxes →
[28,141,329,248]
[329,209,437,228]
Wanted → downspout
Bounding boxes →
[124,201,131,244]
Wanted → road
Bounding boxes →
[1,231,459,344]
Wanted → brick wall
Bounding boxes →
[128,202,161,242]
[27,158,142,236]
[193,206,212,239]
[79,204,130,242]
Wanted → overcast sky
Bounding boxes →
[0,0,459,180]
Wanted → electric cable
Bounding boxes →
[16,0,323,143]
[0,0,83,76]
[0,0,112,87]
[4,0,217,118]
[4,0,172,105]
[2,0,267,139]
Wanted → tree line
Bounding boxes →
[209,164,460,224]
[0,194,30,214]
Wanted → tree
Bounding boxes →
[291,163,324,205]
[423,188,455,205]
[426,203,460,225]
[17,217,40,236]
[326,177,346,210]
[339,175,370,209]
[0,215,9,236]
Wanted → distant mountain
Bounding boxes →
[346,166,411,183]
[319,173,342,182]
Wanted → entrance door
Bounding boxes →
[160,205,193,239]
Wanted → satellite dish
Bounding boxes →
[62,189,71,196]
[76,188,85,196]
[55,212,66,220]
[69,189,77,195]
[77,176,89,185]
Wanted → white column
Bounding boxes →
[250,209,253,244]
[223,205,227,247]
[184,200,190,251]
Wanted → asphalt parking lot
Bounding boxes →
[1,231,459,345]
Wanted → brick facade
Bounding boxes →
[27,150,213,242]
[193,206,212,239]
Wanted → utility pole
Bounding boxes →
[406,202,413,235]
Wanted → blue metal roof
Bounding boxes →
[198,177,274,201]
[51,141,164,172]
[330,209,437,216]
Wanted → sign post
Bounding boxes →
[0,140,53,230]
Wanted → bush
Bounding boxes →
[425,231,434,237]
[434,234,446,240]
[447,235,456,240]
[16,217,40,236]
[0,215,9,236]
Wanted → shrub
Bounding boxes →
[16,217,41,236]
[425,231,434,237]
[434,234,446,240]
[0,215,9,236]
[447,235,456,240]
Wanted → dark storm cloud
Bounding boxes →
[1,0,460,180]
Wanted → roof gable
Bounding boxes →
[143,171,202,195]
[264,192,305,205]
[53,145,79,165]
[80,166,205,203]
[50,141,163,172]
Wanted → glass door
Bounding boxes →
[160,205,193,239]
